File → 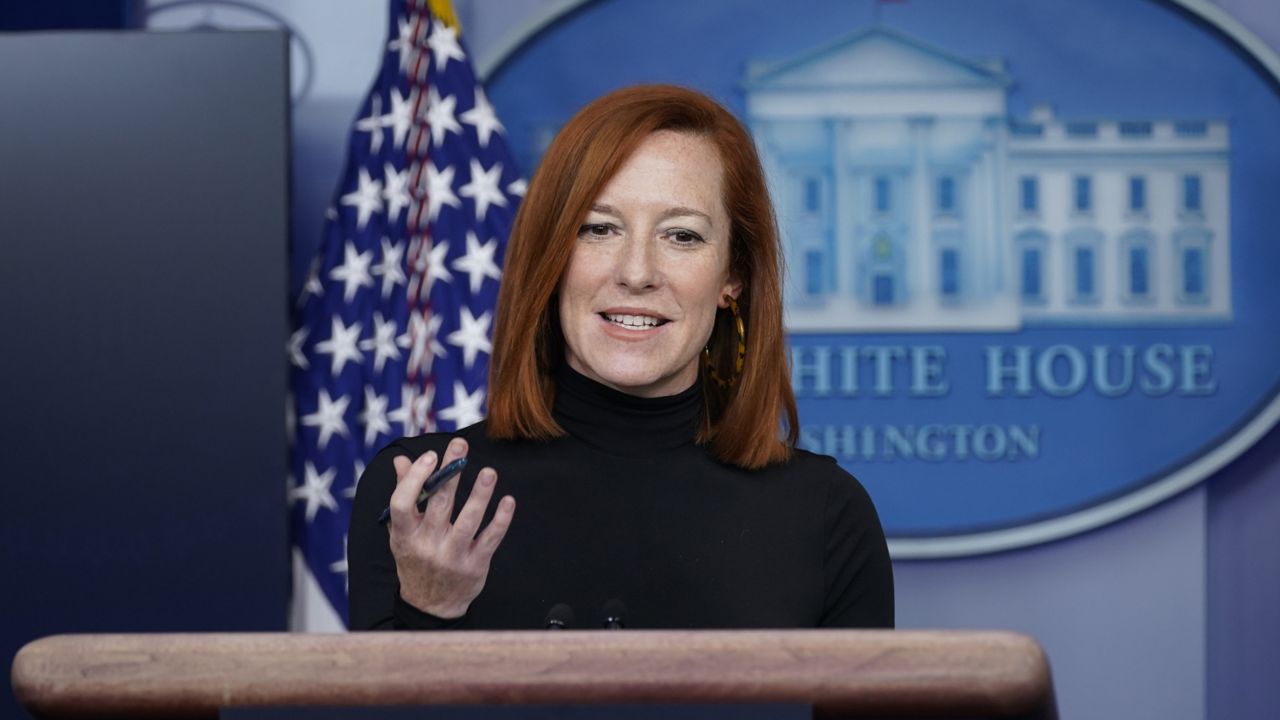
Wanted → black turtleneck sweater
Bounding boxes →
[348,368,894,630]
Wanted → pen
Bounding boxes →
[377,457,468,525]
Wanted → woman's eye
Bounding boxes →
[667,229,704,245]
[578,223,615,238]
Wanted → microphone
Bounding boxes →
[601,598,627,629]
[544,603,575,630]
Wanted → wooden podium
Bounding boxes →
[12,631,1057,719]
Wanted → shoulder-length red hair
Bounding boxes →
[486,84,797,469]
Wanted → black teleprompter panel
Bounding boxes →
[0,29,290,719]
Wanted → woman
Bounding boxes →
[349,85,893,630]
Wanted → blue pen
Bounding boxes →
[377,457,468,525]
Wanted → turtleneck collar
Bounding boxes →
[552,363,702,457]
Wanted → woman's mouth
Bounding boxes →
[600,312,669,330]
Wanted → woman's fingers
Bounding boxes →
[474,495,516,559]
[388,450,438,528]
[384,439,515,619]
[388,437,512,550]
[422,437,469,528]
[451,467,497,539]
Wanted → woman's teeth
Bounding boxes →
[603,313,662,329]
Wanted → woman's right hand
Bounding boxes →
[387,437,516,619]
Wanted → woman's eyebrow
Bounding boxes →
[589,203,713,224]
[657,206,713,224]
[589,203,622,218]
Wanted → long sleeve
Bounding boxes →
[347,382,895,630]
[819,465,895,628]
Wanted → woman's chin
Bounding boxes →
[592,366,697,398]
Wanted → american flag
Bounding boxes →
[287,0,523,629]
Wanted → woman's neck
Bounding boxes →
[551,364,702,457]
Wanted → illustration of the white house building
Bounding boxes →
[745,26,1231,331]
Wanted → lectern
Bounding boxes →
[12,631,1057,719]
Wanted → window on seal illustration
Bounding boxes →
[871,233,894,306]
[873,274,894,305]
[1021,247,1043,302]
[805,250,824,295]
[1065,121,1098,138]
[1175,121,1208,138]
[1075,246,1096,300]
[1016,230,1047,304]
[803,176,822,214]
[1067,228,1102,304]
[940,248,960,299]
[1119,121,1153,138]
[1019,176,1038,214]
[1183,174,1203,214]
[1174,227,1211,304]
[1183,248,1205,299]
[1073,175,1092,213]
[1129,246,1150,299]
[1129,176,1146,214]
[874,175,892,214]
[936,176,956,215]
[1121,229,1155,302]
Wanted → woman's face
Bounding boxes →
[558,130,741,398]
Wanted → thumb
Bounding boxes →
[393,455,412,482]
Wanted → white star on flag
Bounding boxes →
[301,259,325,302]
[301,388,351,450]
[446,306,492,370]
[291,462,339,523]
[507,178,528,197]
[415,382,436,432]
[452,231,501,294]
[424,313,447,360]
[389,15,414,71]
[288,327,309,370]
[459,159,507,220]
[358,385,392,448]
[344,460,366,500]
[387,384,415,436]
[422,162,461,223]
[340,168,383,230]
[424,239,453,293]
[437,381,485,429]
[382,163,411,222]
[461,88,504,148]
[355,94,384,154]
[407,312,446,377]
[329,242,374,302]
[427,19,465,70]
[384,87,415,149]
[371,238,407,299]
[314,316,364,376]
[359,311,403,372]
[406,313,429,378]
[425,88,462,147]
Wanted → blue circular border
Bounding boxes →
[478,0,1280,557]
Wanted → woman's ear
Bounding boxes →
[719,275,744,308]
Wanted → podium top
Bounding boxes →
[12,630,1055,720]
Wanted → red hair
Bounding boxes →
[486,85,797,469]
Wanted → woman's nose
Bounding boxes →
[615,235,659,290]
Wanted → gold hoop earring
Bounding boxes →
[704,295,745,389]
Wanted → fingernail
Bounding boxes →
[480,470,496,486]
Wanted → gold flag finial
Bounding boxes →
[426,0,460,30]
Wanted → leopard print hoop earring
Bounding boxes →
[703,295,746,389]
